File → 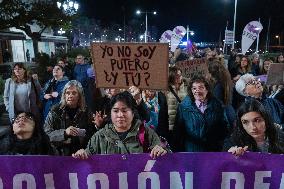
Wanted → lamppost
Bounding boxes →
[232,0,238,49]
[136,10,157,42]
[58,28,66,35]
[276,35,281,46]
[186,25,195,42]
[57,0,79,16]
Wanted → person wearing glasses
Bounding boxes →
[235,74,284,129]
[224,100,284,156]
[0,112,54,155]
[73,54,90,93]
[4,63,42,124]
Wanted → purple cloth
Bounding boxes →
[195,100,207,113]
[1,153,284,188]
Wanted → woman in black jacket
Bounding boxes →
[0,111,54,155]
[224,99,284,155]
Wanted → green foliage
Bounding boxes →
[33,53,52,84]
[67,47,90,59]
[0,0,71,40]
[260,53,279,62]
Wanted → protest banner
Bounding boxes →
[1,153,284,189]
[266,63,284,85]
[91,43,169,90]
[241,21,263,55]
[160,30,173,43]
[224,29,234,46]
[170,26,186,52]
[175,58,209,79]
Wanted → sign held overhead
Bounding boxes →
[91,43,169,90]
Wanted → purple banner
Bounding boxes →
[1,152,284,189]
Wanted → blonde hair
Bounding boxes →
[60,80,86,111]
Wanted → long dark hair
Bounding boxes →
[8,111,53,155]
[208,60,233,105]
[232,100,284,153]
[168,66,182,86]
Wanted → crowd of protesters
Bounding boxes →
[2,47,284,157]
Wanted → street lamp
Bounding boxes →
[186,25,195,41]
[58,28,65,35]
[276,35,281,46]
[232,0,238,49]
[57,0,79,16]
[136,10,157,42]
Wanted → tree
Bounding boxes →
[0,0,71,54]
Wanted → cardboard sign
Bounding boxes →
[266,63,284,85]
[91,43,169,90]
[175,58,209,79]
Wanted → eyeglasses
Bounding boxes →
[12,115,34,124]
[245,79,260,86]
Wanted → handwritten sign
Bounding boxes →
[91,43,169,89]
[175,58,209,79]
[266,63,284,85]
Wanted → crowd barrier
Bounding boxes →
[1,152,284,189]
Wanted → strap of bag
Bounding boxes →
[138,122,149,152]
[169,85,181,103]
[31,78,39,99]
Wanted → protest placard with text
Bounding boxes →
[175,58,208,79]
[266,63,284,85]
[91,43,169,90]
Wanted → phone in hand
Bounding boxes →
[77,129,86,137]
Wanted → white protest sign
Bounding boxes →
[170,26,186,52]
[241,21,263,55]
[160,30,173,43]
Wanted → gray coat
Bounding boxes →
[3,78,41,122]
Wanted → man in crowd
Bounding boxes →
[73,54,90,98]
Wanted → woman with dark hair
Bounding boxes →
[72,91,169,159]
[4,63,42,123]
[40,64,69,120]
[208,60,236,128]
[173,75,229,152]
[276,54,284,63]
[0,112,54,155]
[231,55,252,82]
[166,66,188,143]
[224,100,284,155]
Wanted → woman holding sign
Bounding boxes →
[72,91,169,159]
[224,100,284,156]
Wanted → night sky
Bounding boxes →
[80,0,284,44]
